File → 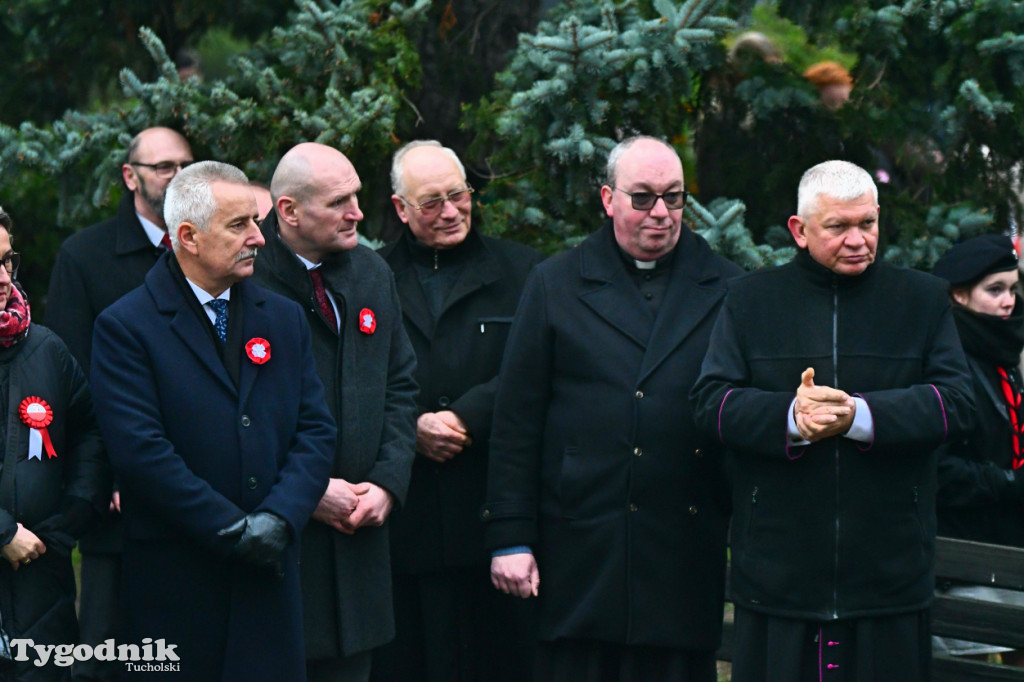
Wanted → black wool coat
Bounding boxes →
[483,222,742,650]
[379,229,543,572]
[0,326,110,681]
[253,212,419,659]
[936,332,1024,548]
[691,251,975,621]
[46,194,165,554]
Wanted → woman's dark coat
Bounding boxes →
[691,252,975,620]
[483,223,742,650]
[0,325,110,680]
[937,332,1024,548]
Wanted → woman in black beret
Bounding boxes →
[933,233,1024,664]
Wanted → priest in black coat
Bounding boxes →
[483,136,742,681]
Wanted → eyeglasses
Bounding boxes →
[401,186,474,216]
[0,252,20,279]
[613,187,688,211]
[130,161,193,179]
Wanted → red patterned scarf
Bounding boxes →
[0,284,31,348]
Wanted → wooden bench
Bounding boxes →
[716,537,1024,680]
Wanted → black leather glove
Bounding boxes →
[217,512,289,577]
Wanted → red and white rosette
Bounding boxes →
[245,337,271,365]
[19,397,57,460]
[358,308,376,335]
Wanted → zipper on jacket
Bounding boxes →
[832,277,840,620]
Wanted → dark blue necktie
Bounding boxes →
[208,299,228,342]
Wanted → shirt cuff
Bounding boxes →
[843,397,873,443]
[787,398,810,446]
[492,545,532,558]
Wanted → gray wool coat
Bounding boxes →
[253,211,418,659]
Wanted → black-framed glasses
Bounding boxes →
[130,161,193,179]
[613,187,688,211]
[401,186,474,216]
[1,252,20,279]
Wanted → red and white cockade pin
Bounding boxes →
[245,338,271,365]
[19,397,57,460]
[358,308,376,335]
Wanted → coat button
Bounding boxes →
[634,390,644,399]
[438,396,451,408]
[629,503,638,512]
[689,505,698,515]
[694,448,703,457]
[481,509,491,519]
[633,447,643,457]
[240,415,251,427]
[247,477,258,490]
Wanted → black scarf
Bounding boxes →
[952,302,1024,368]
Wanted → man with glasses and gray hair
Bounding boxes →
[481,135,741,681]
[46,125,193,682]
[371,140,542,682]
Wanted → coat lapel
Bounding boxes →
[441,239,501,315]
[238,281,271,408]
[577,226,654,350]
[637,229,727,381]
[148,258,237,395]
[390,261,434,340]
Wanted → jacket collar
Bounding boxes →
[146,253,269,403]
[578,220,731,380]
[793,248,879,288]
[115,193,162,257]
[384,228,501,337]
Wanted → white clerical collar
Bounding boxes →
[634,259,657,270]
[137,212,168,249]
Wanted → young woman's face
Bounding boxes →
[954,270,1019,319]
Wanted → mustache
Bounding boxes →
[235,248,258,262]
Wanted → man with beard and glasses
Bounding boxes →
[46,126,193,682]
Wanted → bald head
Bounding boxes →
[271,142,364,262]
[122,127,194,228]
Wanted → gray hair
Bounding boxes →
[390,140,466,197]
[163,161,249,248]
[604,135,676,187]
[797,160,878,218]
[0,206,11,233]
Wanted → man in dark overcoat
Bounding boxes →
[373,141,542,681]
[45,126,193,682]
[482,136,742,681]
[691,160,975,679]
[252,142,418,682]
[90,161,336,680]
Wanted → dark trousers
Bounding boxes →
[72,553,120,682]
[534,639,717,682]
[731,605,931,682]
[372,566,536,682]
[308,651,372,682]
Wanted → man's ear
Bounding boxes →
[176,222,200,255]
[787,215,808,249]
[600,185,614,218]
[275,196,299,227]
[122,164,139,192]
[391,195,411,224]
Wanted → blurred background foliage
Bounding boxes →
[1,0,1023,312]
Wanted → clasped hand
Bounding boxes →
[217,511,289,578]
[794,367,855,442]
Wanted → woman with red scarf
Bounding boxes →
[933,233,1024,664]
[0,207,110,680]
